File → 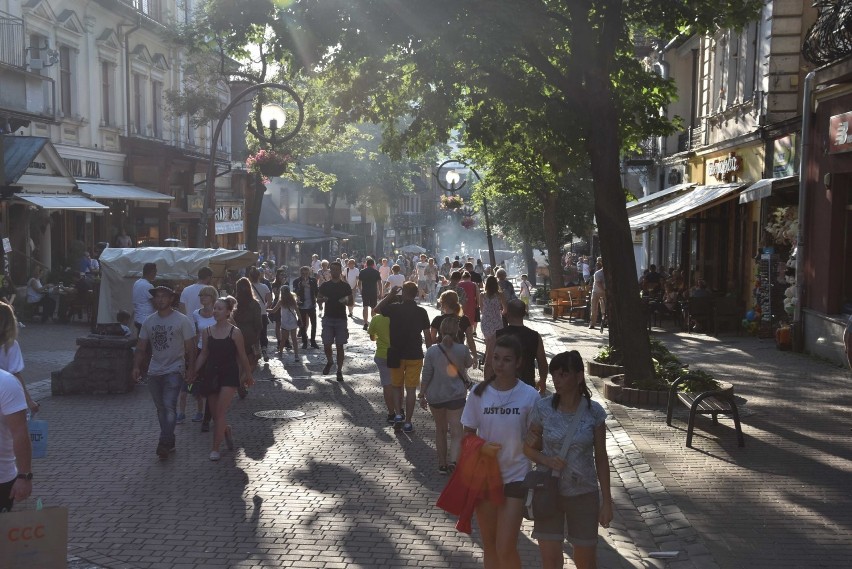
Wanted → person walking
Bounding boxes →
[375,282,432,432]
[439,256,452,280]
[458,271,479,337]
[589,260,606,330]
[419,316,472,474]
[315,260,332,316]
[368,300,399,424]
[524,350,613,569]
[415,254,430,302]
[269,288,301,363]
[293,266,319,349]
[132,262,157,334]
[496,299,548,393]
[132,286,196,460]
[0,366,32,512]
[461,334,540,569]
[193,297,254,461]
[378,258,391,297]
[317,261,352,382]
[248,267,272,362]
[268,269,286,351]
[0,302,39,414]
[358,257,382,330]
[344,259,360,319]
[387,264,405,293]
[480,275,507,380]
[232,278,262,397]
[430,290,477,363]
[179,285,216,425]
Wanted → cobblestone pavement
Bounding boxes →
[12,303,852,568]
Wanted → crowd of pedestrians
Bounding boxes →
[67,250,615,567]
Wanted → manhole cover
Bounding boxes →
[254,409,307,420]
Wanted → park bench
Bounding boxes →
[666,374,745,448]
[549,286,588,322]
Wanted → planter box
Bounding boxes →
[603,375,734,409]
[587,360,625,378]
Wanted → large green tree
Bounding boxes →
[272,0,761,383]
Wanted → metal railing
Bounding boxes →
[676,126,705,153]
[0,10,24,68]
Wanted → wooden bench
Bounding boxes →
[666,374,744,448]
[549,286,588,321]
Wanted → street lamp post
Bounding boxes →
[434,159,496,268]
[198,82,304,248]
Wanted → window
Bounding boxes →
[133,73,144,134]
[101,61,113,125]
[59,46,72,116]
[151,80,162,138]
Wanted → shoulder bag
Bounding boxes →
[437,343,473,390]
[522,402,587,520]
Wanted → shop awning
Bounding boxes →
[629,182,746,232]
[626,182,696,210]
[16,193,109,212]
[1,137,48,186]
[77,182,174,203]
[738,175,798,205]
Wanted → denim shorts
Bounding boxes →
[531,491,600,546]
[321,317,348,345]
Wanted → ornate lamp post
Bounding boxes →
[198,82,304,248]
[434,159,496,267]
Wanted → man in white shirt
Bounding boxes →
[0,368,32,511]
[132,263,157,334]
[311,254,322,276]
[179,267,213,316]
[590,260,606,330]
[415,254,430,302]
[344,259,360,318]
[378,258,391,297]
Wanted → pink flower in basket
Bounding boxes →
[246,149,292,178]
[440,194,464,210]
[461,216,476,229]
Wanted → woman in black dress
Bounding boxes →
[194,297,254,461]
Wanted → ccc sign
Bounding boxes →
[7,524,46,541]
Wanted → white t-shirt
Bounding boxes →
[252,282,271,317]
[387,273,405,292]
[139,310,196,375]
[416,261,429,281]
[0,342,24,374]
[461,380,540,484]
[0,369,27,482]
[593,269,605,292]
[26,278,44,304]
[379,264,391,282]
[345,267,360,289]
[192,309,216,349]
[132,278,155,325]
[180,283,206,316]
[311,259,322,274]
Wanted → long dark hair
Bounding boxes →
[484,275,499,297]
[549,350,592,409]
[473,334,523,396]
[235,277,256,313]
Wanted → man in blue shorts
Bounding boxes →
[318,261,352,382]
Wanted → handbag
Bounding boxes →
[386,346,401,369]
[0,500,68,568]
[437,344,473,390]
[27,413,48,459]
[522,402,587,520]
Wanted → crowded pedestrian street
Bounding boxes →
[15,296,852,569]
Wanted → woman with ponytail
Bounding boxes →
[461,334,539,569]
[523,350,612,569]
[419,316,473,474]
[430,290,477,362]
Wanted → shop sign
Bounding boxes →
[187,195,204,212]
[215,204,243,222]
[215,220,244,235]
[772,134,798,177]
[707,152,743,181]
[829,111,852,154]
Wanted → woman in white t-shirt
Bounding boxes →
[461,334,539,569]
[181,286,217,427]
[0,302,39,413]
[386,264,405,295]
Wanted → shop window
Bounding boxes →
[151,80,163,138]
[133,73,145,135]
[101,61,113,126]
[59,46,73,117]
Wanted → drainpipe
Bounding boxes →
[120,17,141,138]
[793,71,815,352]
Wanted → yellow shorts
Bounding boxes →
[390,358,423,389]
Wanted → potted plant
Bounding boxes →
[460,216,475,229]
[246,149,292,178]
[588,345,625,377]
[440,194,464,210]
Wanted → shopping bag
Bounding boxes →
[0,505,68,568]
[28,416,48,459]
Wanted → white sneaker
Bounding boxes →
[209,451,220,461]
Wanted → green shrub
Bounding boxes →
[678,370,720,393]
[594,345,618,364]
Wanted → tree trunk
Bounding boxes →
[542,191,564,289]
[584,86,653,385]
[323,192,338,236]
[522,241,537,286]
[374,220,385,256]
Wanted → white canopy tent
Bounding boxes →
[97,247,258,323]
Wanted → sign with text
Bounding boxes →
[707,152,743,182]
[829,111,852,154]
[773,134,798,177]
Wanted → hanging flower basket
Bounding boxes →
[440,194,464,210]
[246,149,292,178]
[461,216,476,229]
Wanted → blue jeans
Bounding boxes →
[148,373,183,447]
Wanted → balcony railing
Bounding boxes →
[676,125,705,153]
[0,10,24,68]
[117,0,163,22]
